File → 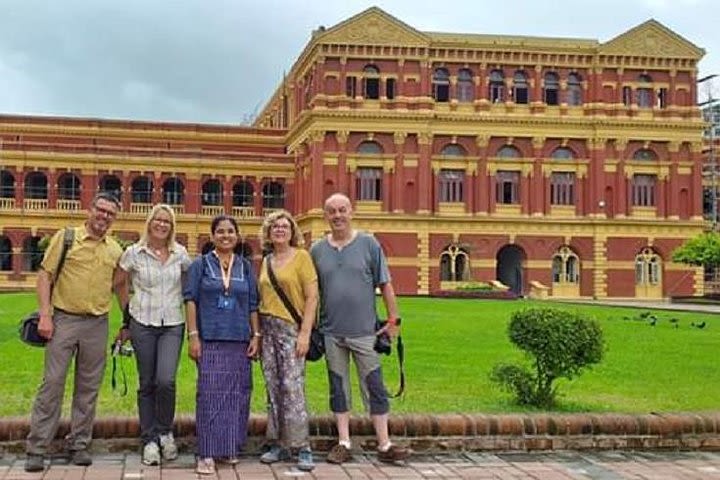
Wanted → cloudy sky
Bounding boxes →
[0,0,717,125]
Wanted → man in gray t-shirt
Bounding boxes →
[310,193,409,465]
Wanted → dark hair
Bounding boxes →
[203,215,249,256]
[211,214,239,234]
[93,192,121,209]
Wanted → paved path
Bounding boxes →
[3,451,720,479]
[552,298,720,314]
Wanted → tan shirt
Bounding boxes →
[258,249,317,324]
[41,225,123,315]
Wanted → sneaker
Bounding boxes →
[159,433,178,461]
[297,447,315,472]
[260,445,290,464]
[24,454,44,472]
[196,457,215,475]
[142,441,161,466]
[377,444,410,464]
[70,449,93,466]
[326,443,352,464]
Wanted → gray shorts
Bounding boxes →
[324,334,389,415]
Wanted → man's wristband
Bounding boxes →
[387,317,401,326]
[187,330,199,339]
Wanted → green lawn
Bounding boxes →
[1,293,718,417]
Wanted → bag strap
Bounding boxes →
[51,227,75,293]
[111,354,128,396]
[266,254,304,326]
[387,322,405,398]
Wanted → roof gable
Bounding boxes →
[315,6,429,47]
[600,19,704,59]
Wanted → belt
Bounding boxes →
[55,308,107,318]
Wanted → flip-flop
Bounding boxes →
[196,457,215,475]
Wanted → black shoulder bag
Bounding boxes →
[266,254,325,361]
[19,227,75,347]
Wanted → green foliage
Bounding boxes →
[672,232,720,268]
[456,282,493,292]
[491,307,604,408]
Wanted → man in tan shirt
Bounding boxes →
[25,193,124,473]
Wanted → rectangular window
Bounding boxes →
[363,78,379,99]
[457,81,474,102]
[657,88,667,108]
[356,168,382,201]
[490,84,504,103]
[632,174,656,206]
[550,172,575,205]
[386,78,395,99]
[514,86,529,104]
[544,89,558,106]
[496,171,520,204]
[622,86,633,106]
[345,76,357,98]
[637,88,653,108]
[439,169,464,202]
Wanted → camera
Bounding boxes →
[374,318,401,355]
[111,341,134,357]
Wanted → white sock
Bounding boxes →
[339,440,351,449]
[378,442,392,452]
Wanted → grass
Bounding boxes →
[1,293,719,417]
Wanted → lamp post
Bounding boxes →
[698,74,718,230]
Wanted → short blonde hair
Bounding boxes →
[139,204,177,248]
[260,209,302,252]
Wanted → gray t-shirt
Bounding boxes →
[310,232,391,337]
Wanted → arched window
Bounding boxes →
[440,144,466,156]
[552,246,580,283]
[544,72,559,105]
[567,73,583,106]
[362,64,380,100]
[0,170,15,198]
[162,177,184,205]
[512,71,529,104]
[202,179,223,206]
[637,74,654,108]
[24,171,48,199]
[262,182,285,209]
[0,235,12,271]
[131,176,153,204]
[633,148,657,161]
[635,247,661,286]
[551,147,575,159]
[496,145,521,158]
[357,141,383,154]
[232,180,254,207]
[489,70,505,103]
[432,68,450,102]
[99,175,122,202]
[22,236,43,271]
[457,68,474,102]
[440,244,470,281]
[57,172,81,200]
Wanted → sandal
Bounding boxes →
[196,457,215,475]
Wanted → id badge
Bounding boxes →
[216,294,236,310]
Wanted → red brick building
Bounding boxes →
[0,8,708,298]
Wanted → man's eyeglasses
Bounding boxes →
[94,206,117,218]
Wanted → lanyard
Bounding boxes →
[219,254,235,295]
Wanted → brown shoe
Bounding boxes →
[377,444,410,463]
[326,444,352,464]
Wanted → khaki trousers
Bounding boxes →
[26,310,109,454]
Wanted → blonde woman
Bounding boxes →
[257,210,318,471]
[115,204,191,466]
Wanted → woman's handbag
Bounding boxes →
[18,228,75,347]
[266,255,324,361]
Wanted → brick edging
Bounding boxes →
[2,412,720,452]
